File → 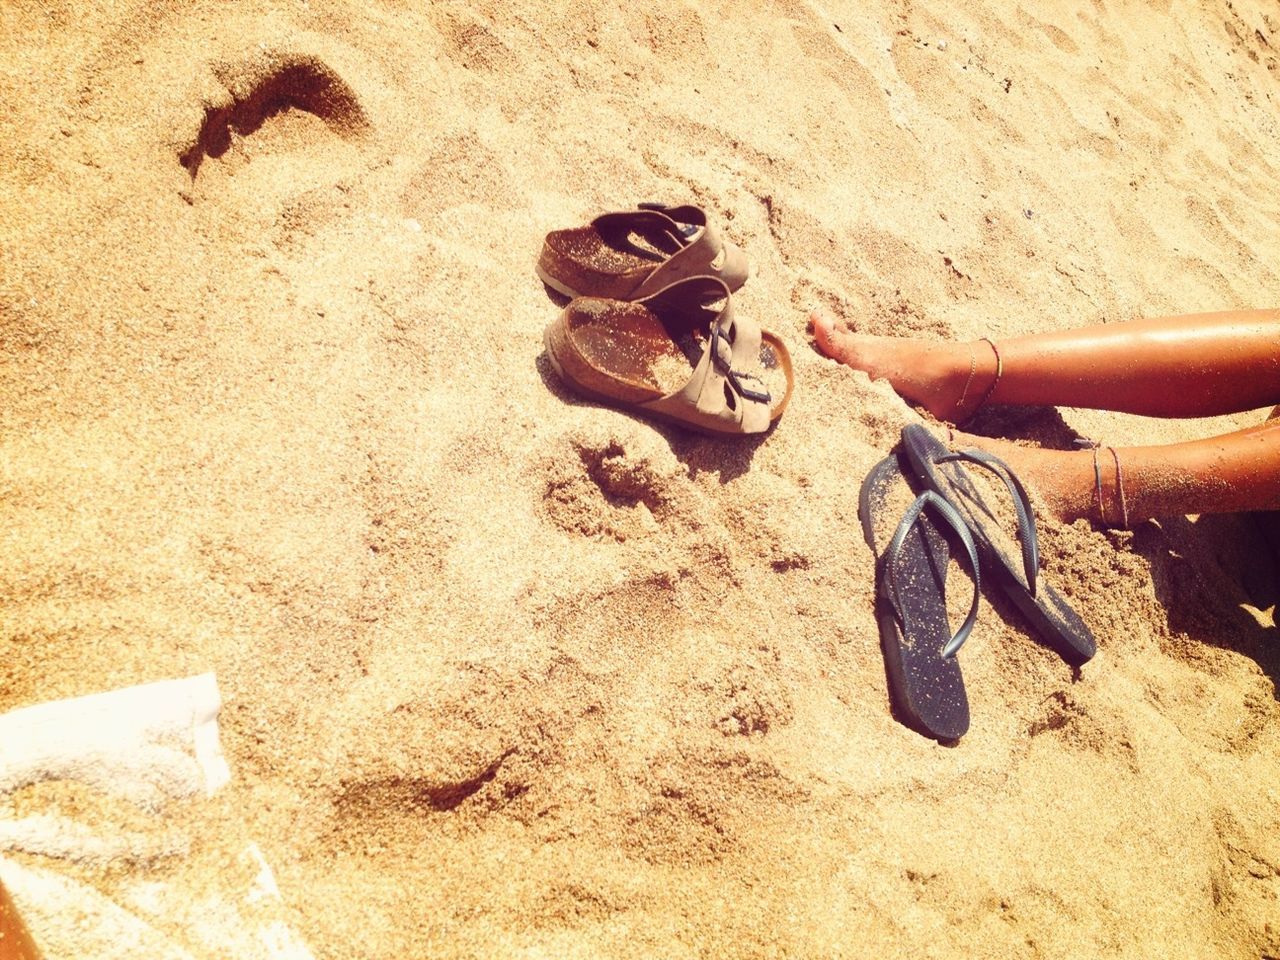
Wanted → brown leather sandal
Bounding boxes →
[542,276,792,436]
[536,204,749,301]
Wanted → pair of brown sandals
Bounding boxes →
[538,204,794,435]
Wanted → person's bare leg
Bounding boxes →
[812,309,1280,420]
[952,419,1280,524]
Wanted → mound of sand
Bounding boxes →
[2,0,1278,956]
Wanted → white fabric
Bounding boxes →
[0,673,230,808]
[0,674,314,960]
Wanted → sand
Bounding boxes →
[2,0,1279,956]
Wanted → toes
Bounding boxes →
[809,311,851,362]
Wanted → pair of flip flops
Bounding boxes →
[860,424,1096,741]
[537,204,794,436]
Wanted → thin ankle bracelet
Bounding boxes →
[1108,446,1129,529]
[954,337,1002,423]
[1075,439,1129,528]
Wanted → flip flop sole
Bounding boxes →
[859,453,970,741]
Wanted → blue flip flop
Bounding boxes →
[900,424,1096,667]
[859,450,982,741]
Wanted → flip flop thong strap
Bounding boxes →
[936,449,1040,595]
[885,490,982,659]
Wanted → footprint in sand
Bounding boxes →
[536,433,682,544]
[178,52,369,200]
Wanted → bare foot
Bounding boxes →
[809,313,1113,523]
[809,312,992,421]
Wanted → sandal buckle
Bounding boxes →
[709,323,771,405]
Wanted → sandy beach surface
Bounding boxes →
[3,0,1279,956]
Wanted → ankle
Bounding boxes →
[974,441,1096,524]
[1093,445,1132,528]
[951,338,1002,423]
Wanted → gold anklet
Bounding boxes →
[955,349,978,413]
[972,337,1003,413]
[955,338,1002,421]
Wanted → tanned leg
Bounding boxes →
[812,309,1280,523]
[812,309,1280,421]
[950,419,1280,524]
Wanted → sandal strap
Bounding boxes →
[885,490,982,658]
[591,207,703,256]
[637,277,773,433]
[936,449,1040,594]
[709,321,771,405]
[590,206,748,299]
[637,202,702,237]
